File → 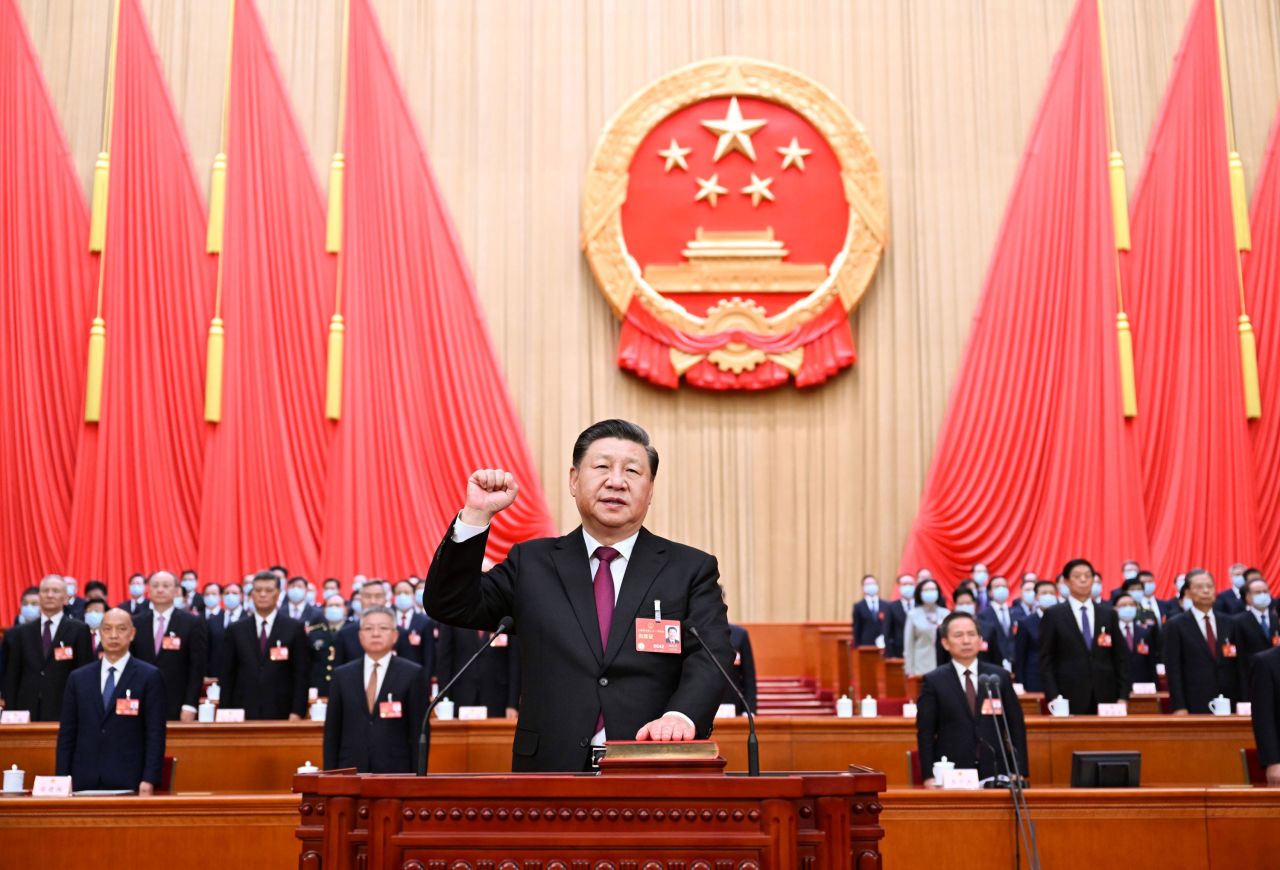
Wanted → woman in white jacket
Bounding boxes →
[904,578,949,676]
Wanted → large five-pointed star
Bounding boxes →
[777,137,812,171]
[657,138,692,172]
[701,97,767,162]
[741,173,776,207]
[694,173,729,207]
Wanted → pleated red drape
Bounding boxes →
[899,0,1149,593]
[320,0,556,581]
[0,0,95,614]
[65,0,216,599]
[197,0,333,585]
[1247,108,1280,591]
[1124,0,1259,593]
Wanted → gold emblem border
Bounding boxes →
[581,56,888,339]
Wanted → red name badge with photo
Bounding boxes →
[408,631,421,647]
[1137,640,1150,655]
[1272,635,1280,647]
[54,645,74,661]
[162,635,182,651]
[1097,632,1113,648]
[269,645,289,661]
[980,697,1003,716]
[1223,642,1237,658]
[116,697,140,716]
[878,611,885,621]
[379,700,403,719]
[635,618,682,653]
[491,633,509,648]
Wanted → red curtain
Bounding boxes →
[320,0,556,581]
[0,0,95,616]
[197,0,333,585]
[899,0,1150,593]
[1248,108,1280,590]
[65,0,216,599]
[1124,0,1259,593]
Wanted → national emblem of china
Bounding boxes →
[582,57,888,390]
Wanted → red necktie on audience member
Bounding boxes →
[1126,623,1134,651]
[593,547,620,732]
[964,669,977,716]
[259,619,268,655]
[42,619,52,658]
[1204,614,1217,657]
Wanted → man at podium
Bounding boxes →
[425,419,735,772]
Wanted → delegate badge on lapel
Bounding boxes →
[1223,642,1238,658]
[116,693,140,717]
[408,631,422,647]
[491,633,509,648]
[635,601,682,653]
[54,643,74,661]
[1272,635,1280,647]
[379,696,403,719]
[980,697,1003,716]
[1137,640,1150,655]
[162,634,182,651]
[269,642,290,661]
[1097,631,1113,648]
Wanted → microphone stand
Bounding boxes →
[688,625,758,776]
[416,618,513,776]
[981,675,1040,870]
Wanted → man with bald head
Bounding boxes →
[57,609,166,794]
[1,575,93,720]
[131,571,209,720]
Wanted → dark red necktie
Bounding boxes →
[42,620,52,658]
[593,546,620,733]
[259,620,268,655]
[1126,624,1134,651]
[1204,614,1217,657]
[964,669,977,716]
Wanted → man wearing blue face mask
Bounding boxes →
[179,570,201,615]
[883,575,916,659]
[83,599,107,658]
[852,575,886,648]
[970,564,990,610]
[1214,563,1249,616]
[1012,577,1037,621]
[1114,592,1157,685]
[390,579,436,688]
[119,573,151,618]
[1013,579,1060,693]
[284,576,322,624]
[62,576,86,621]
[1236,574,1279,688]
[11,587,39,627]
[307,593,351,698]
[207,584,247,684]
[977,576,1016,668]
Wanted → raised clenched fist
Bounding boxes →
[460,469,519,527]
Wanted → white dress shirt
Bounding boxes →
[288,602,308,621]
[990,602,1011,634]
[1192,607,1218,643]
[363,653,393,700]
[255,609,279,640]
[152,605,175,635]
[40,610,64,638]
[951,658,980,688]
[100,652,131,694]
[1068,596,1096,639]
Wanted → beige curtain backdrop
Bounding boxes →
[19,0,1280,621]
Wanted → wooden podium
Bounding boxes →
[294,763,886,869]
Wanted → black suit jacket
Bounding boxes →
[1214,588,1246,616]
[206,609,246,683]
[1,616,94,720]
[977,604,1017,664]
[425,522,734,773]
[130,609,210,718]
[916,661,1028,781]
[1251,646,1280,767]
[435,623,519,716]
[851,599,886,647]
[1235,608,1280,690]
[1117,621,1158,685]
[1163,610,1245,712]
[1012,612,1044,692]
[283,602,323,625]
[1038,601,1129,713]
[56,657,166,790]
[723,623,757,714]
[220,612,310,719]
[323,655,428,773]
[883,600,909,658]
[63,597,87,621]
[393,611,437,682]
[119,599,152,618]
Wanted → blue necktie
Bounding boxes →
[1080,606,1092,649]
[102,666,117,713]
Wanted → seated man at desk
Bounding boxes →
[56,609,166,794]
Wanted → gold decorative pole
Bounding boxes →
[204,0,236,423]
[1098,0,1137,418]
[324,0,352,420]
[1215,0,1260,419]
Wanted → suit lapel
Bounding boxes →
[100,659,137,723]
[551,528,604,666]
[604,529,668,667]
[946,665,976,720]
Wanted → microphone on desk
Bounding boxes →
[977,672,1040,870]
[687,624,759,777]
[416,616,514,776]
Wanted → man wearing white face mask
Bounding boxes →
[852,575,886,648]
[284,577,322,624]
[1214,563,1249,616]
[977,576,1016,668]
[970,564,990,610]
[1236,575,1279,687]
[883,575,915,659]
[1114,592,1157,685]
[208,585,247,683]
[1012,577,1037,621]
[119,573,151,618]
[1013,579,1060,693]
[83,599,107,657]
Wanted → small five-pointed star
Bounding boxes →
[694,173,729,207]
[777,137,812,171]
[658,138,692,172]
[741,173,776,207]
[701,97,768,162]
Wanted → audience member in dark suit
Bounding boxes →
[1,575,93,720]
[1165,569,1245,713]
[1237,577,1280,688]
[917,612,1027,786]
[1038,559,1129,714]
[56,609,166,793]
[1012,581,1058,692]
[283,576,322,625]
[219,571,310,719]
[882,575,915,659]
[435,622,520,718]
[119,573,151,618]
[62,577,87,622]
[334,582,392,666]
[1249,646,1280,786]
[851,575,887,648]
[83,580,110,605]
[130,571,210,721]
[207,586,248,681]
[936,588,1000,669]
[969,565,991,611]
[391,580,436,682]
[308,595,350,698]
[83,599,107,658]
[178,570,201,616]
[322,606,428,773]
[977,576,1017,666]
[723,622,758,714]
[1011,576,1036,622]
[11,586,39,627]
[1114,592,1158,686]
[1213,564,1249,616]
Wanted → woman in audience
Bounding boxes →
[904,578,949,676]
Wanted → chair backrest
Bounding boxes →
[159,755,177,794]
[906,749,923,786]
[876,697,908,717]
[1240,748,1265,786]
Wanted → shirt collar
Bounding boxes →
[152,605,174,621]
[951,658,978,682]
[103,650,131,673]
[42,611,64,629]
[583,528,640,564]
[365,652,393,670]
[256,608,278,625]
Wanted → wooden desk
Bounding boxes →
[0,715,1256,791]
[0,793,299,869]
[879,786,1280,870]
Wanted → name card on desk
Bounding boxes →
[941,768,980,790]
[215,708,246,723]
[1131,682,1157,695]
[1012,683,1025,695]
[32,776,72,797]
[1097,703,1128,717]
[0,710,31,724]
[1237,702,1252,716]
[458,706,488,720]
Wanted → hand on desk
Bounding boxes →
[138,782,154,797]
[288,713,302,722]
[1268,764,1280,787]
[922,778,937,789]
[635,712,695,742]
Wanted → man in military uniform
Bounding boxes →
[307,593,350,699]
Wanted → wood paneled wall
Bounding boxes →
[17,1,1280,619]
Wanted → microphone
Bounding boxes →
[979,670,1041,869]
[687,625,758,777]
[416,616,514,776]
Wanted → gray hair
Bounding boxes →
[358,605,396,625]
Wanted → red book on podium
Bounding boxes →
[597,739,727,774]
